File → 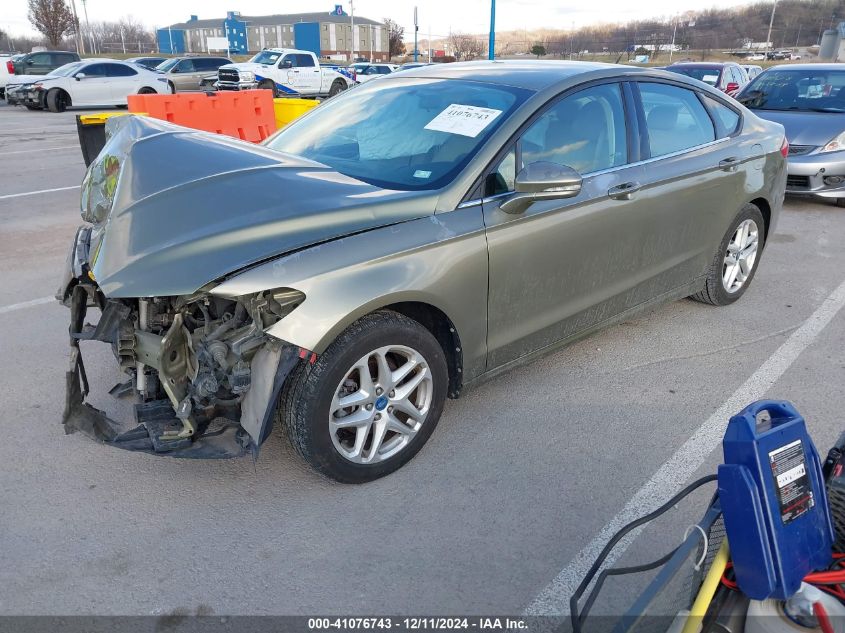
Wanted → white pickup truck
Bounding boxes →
[217,48,356,98]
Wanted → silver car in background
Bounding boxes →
[737,64,845,207]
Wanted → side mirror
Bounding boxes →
[74,72,86,80]
[499,162,582,214]
[726,82,740,93]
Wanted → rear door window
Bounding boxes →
[639,82,716,157]
[105,63,137,77]
[296,54,315,67]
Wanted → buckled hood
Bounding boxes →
[85,116,433,298]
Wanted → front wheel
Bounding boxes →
[279,310,448,483]
[258,79,277,97]
[690,203,765,306]
[46,88,69,113]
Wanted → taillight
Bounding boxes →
[6,60,13,74]
[780,137,789,158]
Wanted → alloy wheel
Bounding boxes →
[329,345,433,464]
[722,218,759,293]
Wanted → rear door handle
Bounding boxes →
[607,181,642,200]
[719,157,741,171]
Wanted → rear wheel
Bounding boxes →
[258,79,277,97]
[328,79,347,97]
[138,86,156,95]
[279,310,448,483]
[46,88,70,113]
[691,203,765,306]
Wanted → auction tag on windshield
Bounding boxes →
[424,104,503,138]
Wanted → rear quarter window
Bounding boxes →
[703,95,741,137]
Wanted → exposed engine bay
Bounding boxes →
[61,240,305,458]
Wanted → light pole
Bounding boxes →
[765,0,778,57]
[414,7,419,62]
[350,0,355,61]
[488,0,495,60]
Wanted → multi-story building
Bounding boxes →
[157,9,389,61]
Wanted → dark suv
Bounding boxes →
[662,62,749,97]
[12,51,80,75]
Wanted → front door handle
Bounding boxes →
[607,181,642,200]
[719,157,741,171]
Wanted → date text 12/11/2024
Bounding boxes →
[307,617,529,630]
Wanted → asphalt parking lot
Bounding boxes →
[1,101,844,621]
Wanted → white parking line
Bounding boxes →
[0,296,54,315]
[0,185,80,201]
[523,276,845,616]
[2,145,78,155]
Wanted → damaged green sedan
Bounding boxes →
[58,61,787,482]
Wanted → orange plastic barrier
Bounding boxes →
[127,90,276,143]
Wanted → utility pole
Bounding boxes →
[428,25,431,61]
[169,26,174,54]
[120,26,126,54]
[669,16,678,63]
[68,0,84,55]
[414,6,418,62]
[350,0,355,61]
[765,0,778,57]
[488,0,495,60]
[81,0,95,54]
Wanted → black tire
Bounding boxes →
[258,79,277,97]
[25,104,42,111]
[167,81,176,94]
[137,87,156,95]
[328,79,346,97]
[279,310,448,483]
[690,203,766,306]
[835,198,845,208]
[46,88,69,113]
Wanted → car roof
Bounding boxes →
[388,59,654,90]
[669,62,732,68]
[768,63,845,71]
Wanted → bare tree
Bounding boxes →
[448,32,486,60]
[27,0,75,48]
[384,18,405,58]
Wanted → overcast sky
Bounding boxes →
[5,0,764,41]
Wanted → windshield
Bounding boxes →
[48,62,84,77]
[156,58,180,72]
[666,66,721,86]
[250,50,282,65]
[266,78,531,191]
[737,69,845,112]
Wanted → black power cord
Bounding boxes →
[570,474,718,633]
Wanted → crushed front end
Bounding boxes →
[59,224,304,459]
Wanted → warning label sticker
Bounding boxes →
[769,439,814,525]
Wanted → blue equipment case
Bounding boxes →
[718,400,834,600]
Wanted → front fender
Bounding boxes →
[210,209,489,382]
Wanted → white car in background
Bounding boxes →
[15,59,171,112]
[350,62,399,83]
